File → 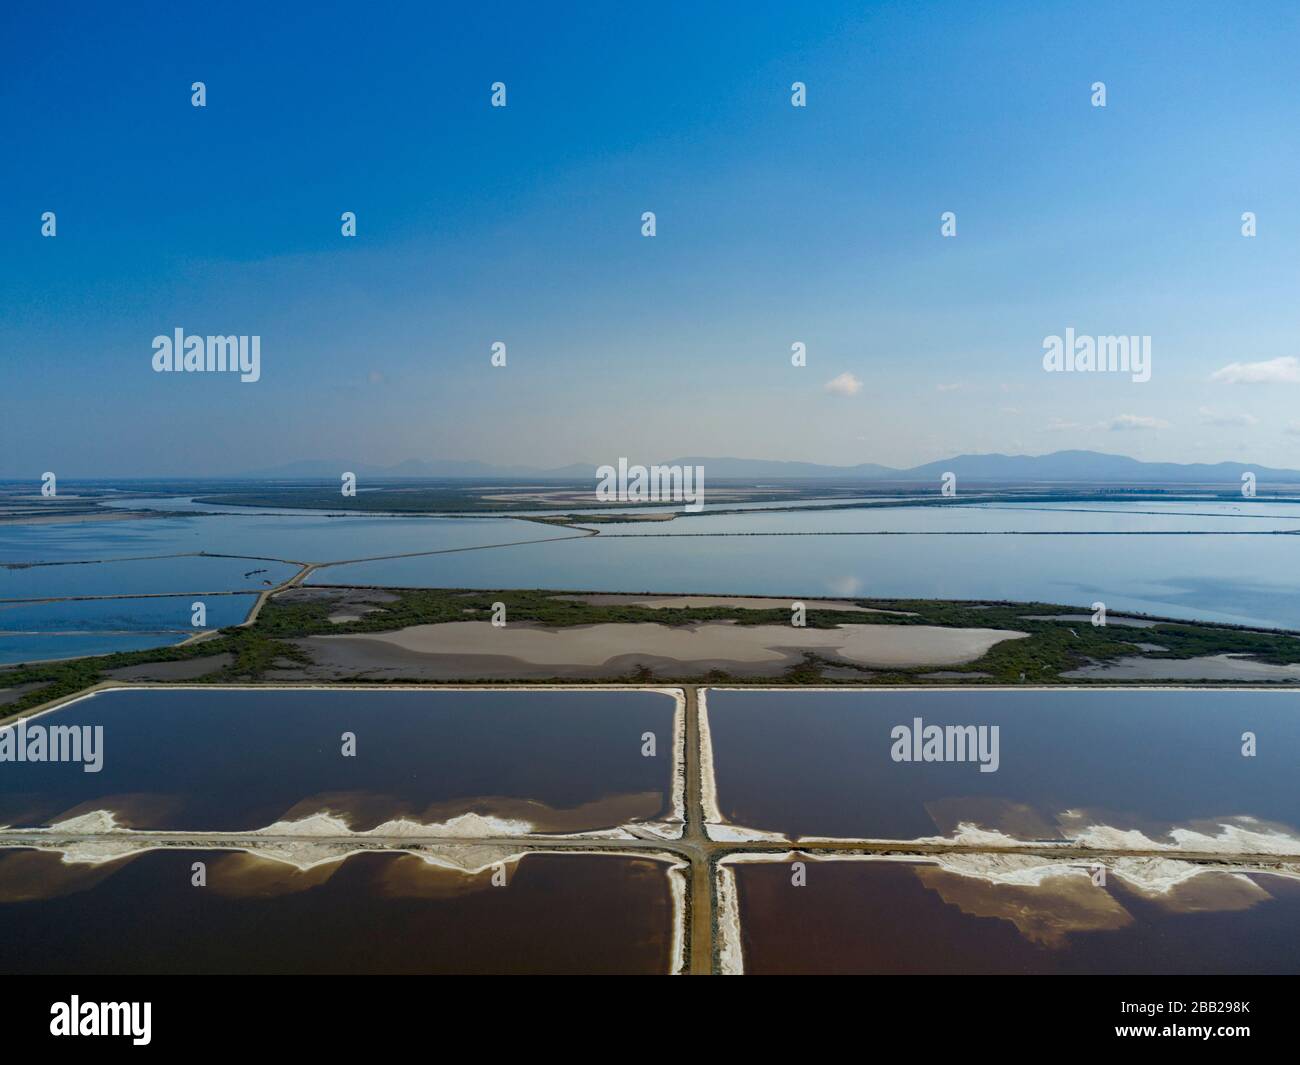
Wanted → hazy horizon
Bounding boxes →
[7,445,1300,484]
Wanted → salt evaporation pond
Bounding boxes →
[724,857,1300,975]
[703,688,1300,848]
[0,687,682,834]
[0,850,679,975]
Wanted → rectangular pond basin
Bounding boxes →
[702,688,1300,851]
[719,855,1300,975]
[0,849,683,975]
[0,687,683,836]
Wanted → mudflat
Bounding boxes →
[296,620,1026,679]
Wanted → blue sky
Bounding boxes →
[3,0,1299,476]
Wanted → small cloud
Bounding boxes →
[1047,414,1169,433]
[367,370,387,385]
[1000,406,1021,416]
[1210,356,1300,385]
[1107,414,1170,431]
[935,382,964,393]
[824,372,863,396]
[1198,407,1257,427]
[1287,421,1300,436]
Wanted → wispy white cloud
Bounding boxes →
[1198,407,1257,427]
[1043,414,1169,433]
[1107,414,1170,431]
[1042,418,1086,433]
[1210,355,1300,385]
[824,372,863,396]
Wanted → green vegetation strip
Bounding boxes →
[3,588,1300,720]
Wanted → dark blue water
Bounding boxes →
[705,688,1300,842]
[0,688,679,833]
[0,850,676,974]
[734,859,1300,974]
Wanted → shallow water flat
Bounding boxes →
[0,633,187,666]
[704,688,1300,846]
[0,849,678,975]
[0,518,206,562]
[0,556,300,600]
[314,528,1300,630]
[592,501,1300,536]
[0,594,256,632]
[0,687,680,833]
[10,505,1300,630]
[0,513,575,566]
[727,857,1300,975]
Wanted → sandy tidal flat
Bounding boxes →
[301,620,1025,679]
[1063,654,1300,681]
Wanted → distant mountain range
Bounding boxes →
[240,450,1300,484]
